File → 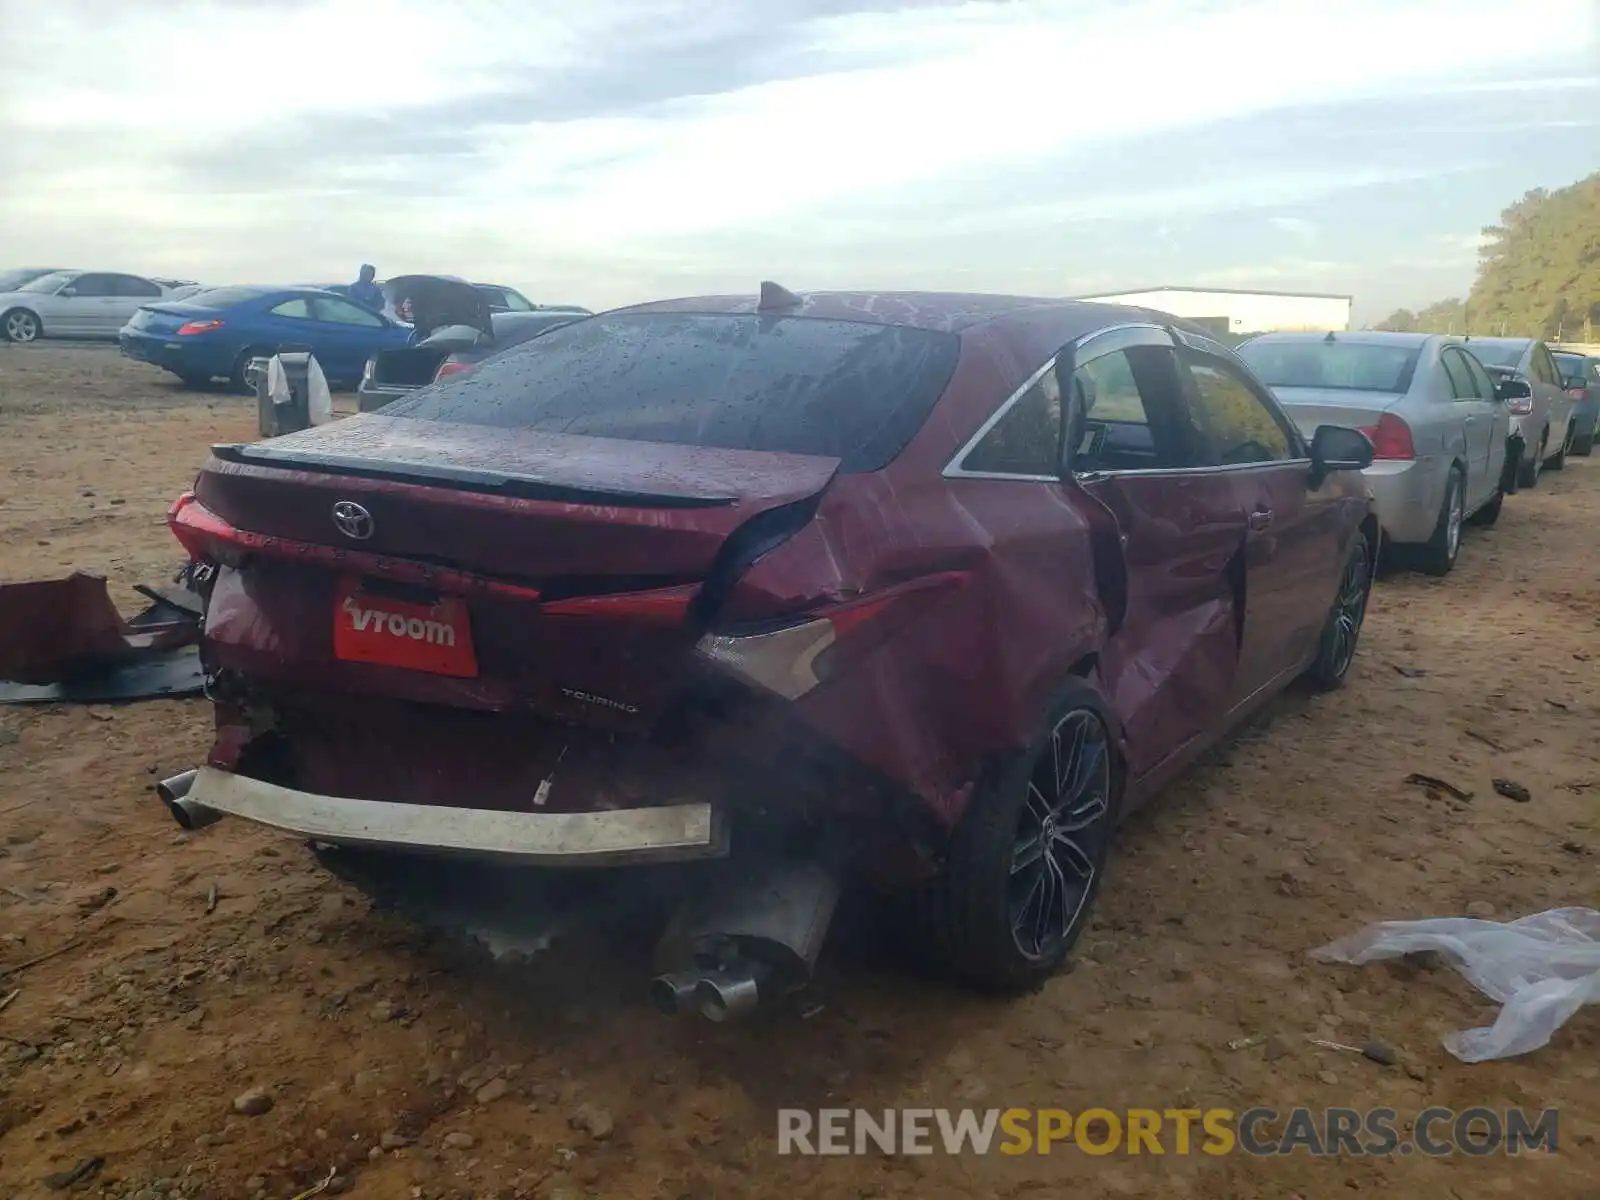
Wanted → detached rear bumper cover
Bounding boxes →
[182,767,727,866]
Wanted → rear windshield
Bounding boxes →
[183,287,269,308]
[1553,352,1596,382]
[1236,340,1421,392]
[385,312,963,471]
[1461,341,1524,369]
[490,313,582,348]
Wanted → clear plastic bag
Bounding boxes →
[1311,907,1600,1062]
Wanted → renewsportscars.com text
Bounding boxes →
[777,1106,1559,1157]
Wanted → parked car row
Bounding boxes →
[1235,330,1579,576]
[110,275,588,392]
[161,285,1384,1013]
[0,269,202,343]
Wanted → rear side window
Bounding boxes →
[387,313,962,472]
[1441,349,1477,399]
[960,365,1062,476]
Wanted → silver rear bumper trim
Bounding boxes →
[183,767,727,866]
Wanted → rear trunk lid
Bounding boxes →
[127,301,221,336]
[1268,386,1406,438]
[188,416,839,722]
[196,414,837,581]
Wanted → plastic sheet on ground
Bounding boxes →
[1311,907,1600,1061]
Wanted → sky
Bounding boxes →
[0,0,1595,323]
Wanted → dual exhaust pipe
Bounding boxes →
[649,965,765,1022]
[156,769,223,831]
[648,858,838,1023]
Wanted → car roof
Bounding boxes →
[1245,330,1438,348]
[614,290,1158,335]
[1460,336,1533,349]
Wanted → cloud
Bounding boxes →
[0,0,1594,310]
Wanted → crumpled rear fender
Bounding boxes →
[730,474,1123,832]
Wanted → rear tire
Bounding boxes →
[2,308,41,343]
[1306,535,1371,691]
[1573,431,1594,457]
[1517,433,1546,488]
[1416,468,1464,577]
[917,679,1118,993]
[230,346,270,395]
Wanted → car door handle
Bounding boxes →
[1248,509,1274,531]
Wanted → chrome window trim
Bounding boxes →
[942,322,1171,481]
[1074,458,1312,482]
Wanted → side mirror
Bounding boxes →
[58,286,77,298]
[1494,377,1532,404]
[1309,424,1373,487]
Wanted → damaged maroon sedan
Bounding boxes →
[159,284,1377,1018]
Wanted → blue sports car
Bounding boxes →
[119,285,412,391]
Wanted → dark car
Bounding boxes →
[1551,349,1599,456]
[358,309,588,411]
[120,285,411,391]
[158,287,1376,1016]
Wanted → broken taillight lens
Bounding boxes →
[695,572,971,700]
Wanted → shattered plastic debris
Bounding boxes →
[1312,907,1600,1061]
[0,571,203,703]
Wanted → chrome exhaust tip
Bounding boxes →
[157,770,222,830]
[694,968,761,1023]
[648,971,701,1016]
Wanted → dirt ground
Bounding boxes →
[0,345,1595,1200]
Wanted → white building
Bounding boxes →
[1074,286,1352,337]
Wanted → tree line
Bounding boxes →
[1377,171,1600,341]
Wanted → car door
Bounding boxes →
[48,273,121,336]
[1058,326,1253,782]
[1449,347,1506,506]
[1440,347,1493,508]
[1530,343,1573,453]
[109,274,163,332]
[1173,339,1344,708]
[307,294,395,381]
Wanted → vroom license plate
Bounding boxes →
[333,579,478,677]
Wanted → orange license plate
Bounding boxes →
[333,578,478,678]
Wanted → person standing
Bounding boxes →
[349,264,384,311]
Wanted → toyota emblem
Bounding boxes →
[331,500,375,541]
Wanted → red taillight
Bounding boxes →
[176,319,223,336]
[1358,413,1415,460]
[1567,387,1586,402]
[434,359,473,381]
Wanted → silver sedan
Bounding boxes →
[0,270,199,342]
[1236,331,1511,576]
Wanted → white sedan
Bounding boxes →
[0,270,200,342]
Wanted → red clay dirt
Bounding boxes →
[0,347,1595,1199]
